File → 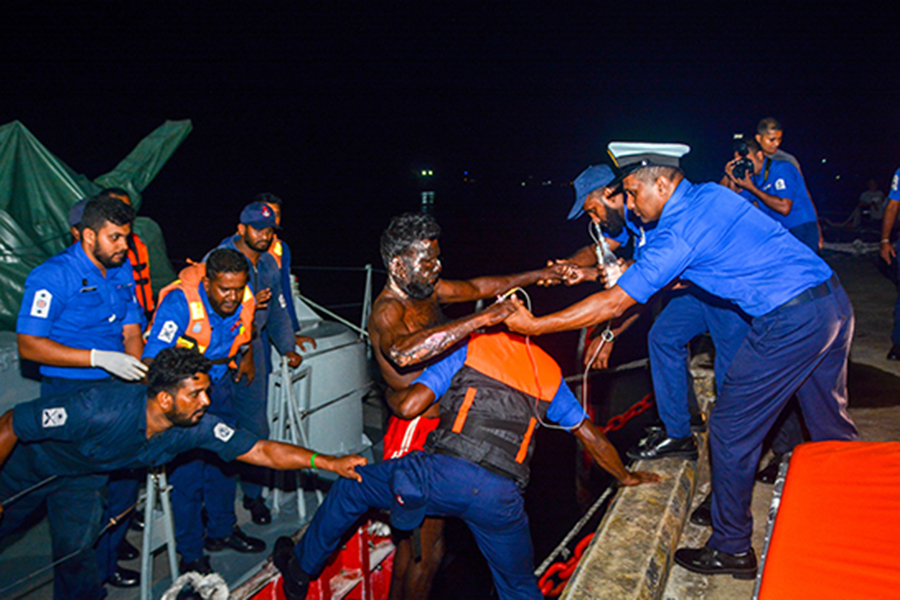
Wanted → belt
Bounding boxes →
[781,274,840,309]
[431,447,516,482]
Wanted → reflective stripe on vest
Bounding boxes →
[150,263,254,365]
[127,233,154,312]
[267,237,283,269]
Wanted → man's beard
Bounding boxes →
[93,246,128,269]
[603,207,626,238]
[246,236,272,253]
[402,280,435,300]
[166,407,203,428]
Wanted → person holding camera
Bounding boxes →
[724,137,819,252]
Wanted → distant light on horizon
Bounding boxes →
[822,158,827,163]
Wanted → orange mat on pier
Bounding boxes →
[757,441,900,600]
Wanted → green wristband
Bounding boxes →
[310,452,319,469]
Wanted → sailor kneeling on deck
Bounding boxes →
[273,331,659,600]
[0,347,365,600]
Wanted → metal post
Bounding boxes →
[361,264,373,353]
[141,467,178,600]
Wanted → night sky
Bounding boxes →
[4,2,899,277]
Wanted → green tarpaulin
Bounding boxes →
[0,119,191,331]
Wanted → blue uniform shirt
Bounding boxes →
[10,381,258,478]
[143,285,246,382]
[607,204,657,260]
[617,179,832,317]
[413,343,587,429]
[274,237,301,332]
[16,243,143,379]
[749,159,817,230]
[214,236,295,355]
[889,168,900,202]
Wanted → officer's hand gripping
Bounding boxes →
[90,349,148,381]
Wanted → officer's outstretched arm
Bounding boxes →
[572,419,660,487]
[0,410,19,514]
[505,286,636,336]
[385,382,436,420]
[237,440,367,482]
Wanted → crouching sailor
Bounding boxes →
[273,331,659,600]
[0,347,366,600]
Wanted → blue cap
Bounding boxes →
[239,201,279,230]
[68,199,89,227]
[390,460,429,531]
[568,165,616,220]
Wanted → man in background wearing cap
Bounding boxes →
[556,165,749,462]
[507,141,858,579]
[18,195,148,591]
[273,331,659,600]
[213,201,307,530]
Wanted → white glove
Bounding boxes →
[90,349,148,381]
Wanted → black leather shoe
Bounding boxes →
[888,344,900,361]
[117,537,139,561]
[180,555,214,575]
[755,455,783,484]
[674,545,757,579]
[689,412,707,433]
[205,526,266,553]
[243,495,272,525]
[274,536,309,600]
[106,566,140,588]
[627,434,698,461]
[690,494,712,527]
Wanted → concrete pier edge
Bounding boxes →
[561,368,715,600]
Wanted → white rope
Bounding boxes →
[160,572,229,600]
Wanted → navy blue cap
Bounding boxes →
[68,199,89,227]
[568,165,616,220]
[390,461,429,531]
[239,201,279,230]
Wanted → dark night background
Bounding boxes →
[2,3,899,594]
[3,2,899,280]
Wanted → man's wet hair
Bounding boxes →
[206,248,250,281]
[81,195,136,233]
[254,192,282,208]
[380,212,441,269]
[629,165,683,186]
[757,117,783,134]
[148,347,212,398]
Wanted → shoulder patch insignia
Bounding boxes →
[774,178,786,191]
[893,174,898,192]
[42,407,67,428]
[158,320,179,343]
[30,289,52,318]
[214,422,235,442]
[278,293,287,309]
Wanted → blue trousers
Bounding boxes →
[233,336,272,501]
[170,375,239,562]
[707,281,859,554]
[893,241,900,345]
[0,451,107,600]
[648,287,751,439]
[41,377,141,586]
[296,453,541,600]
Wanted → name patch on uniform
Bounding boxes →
[42,407,67,428]
[30,290,52,318]
[774,178,786,191]
[189,301,206,321]
[158,320,179,343]
[214,423,235,442]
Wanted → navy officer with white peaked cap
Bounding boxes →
[506,141,859,579]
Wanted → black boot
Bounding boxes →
[274,537,310,600]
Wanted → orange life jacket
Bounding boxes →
[267,236,283,269]
[127,233,155,313]
[152,262,255,366]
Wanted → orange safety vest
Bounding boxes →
[151,262,255,366]
[425,331,561,488]
[267,236,283,269]
[127,233,155,313]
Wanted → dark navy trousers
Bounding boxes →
[169,374,240,562]
[893,241,900,345]
[648,287,751,439]
[707,280,859,554]
[233,336,272,501]
[295,452,541,600]
[41,377,141,589]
